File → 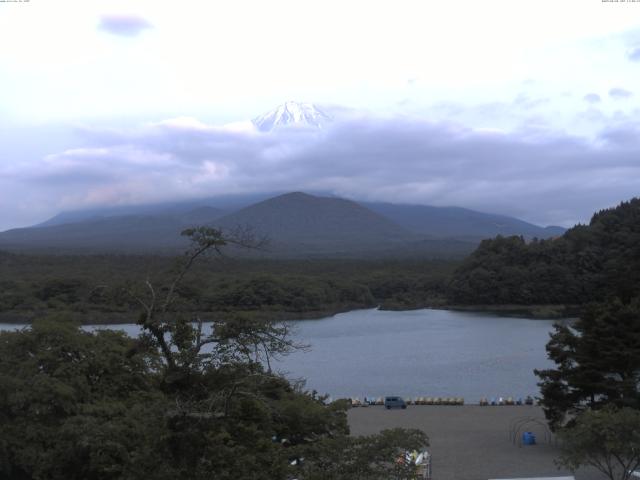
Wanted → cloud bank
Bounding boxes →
[583,93,601,104]
[98,14,152,37]
[628,46,640,62]
[3,114,640,231]
[609,87,633,99]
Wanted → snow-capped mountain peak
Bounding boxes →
[252,102,332,131]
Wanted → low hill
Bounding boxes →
[448,197,640,305]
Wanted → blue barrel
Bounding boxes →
[522,431,536,445]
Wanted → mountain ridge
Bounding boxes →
[363,201,565,241]
[0,192,565,257]
[213,192,415,254]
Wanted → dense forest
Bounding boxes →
[448,198,640,307]
[0,229,429,479]
[0,253,456,324]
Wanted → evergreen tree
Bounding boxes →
[535,298,640,430]
[449,197,640,306]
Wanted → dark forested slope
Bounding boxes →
[448,198,640,305]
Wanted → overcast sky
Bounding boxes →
[1,0,640,230]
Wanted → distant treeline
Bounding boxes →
[3,198,638,323]
[0,254,456,323]
[448,198,640,306]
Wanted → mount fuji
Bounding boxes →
[252,101,332,131]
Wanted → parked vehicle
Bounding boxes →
[384,396,407,409]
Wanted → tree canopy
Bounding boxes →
[448,198,640,306]
[0,227,429,479]
[556,405,640,480]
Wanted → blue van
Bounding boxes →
[384,396,407,409]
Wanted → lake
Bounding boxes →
[0,308,558,402]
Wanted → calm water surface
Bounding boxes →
[1,308,557,401]
[274,308,556,401]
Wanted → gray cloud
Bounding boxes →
[513,93,550,110]
[583,93,601,104]
[598,123,640,147]
[98,14,152,37]
[628,46,640,62]
[609,87,633,99]
[4,114,640,231]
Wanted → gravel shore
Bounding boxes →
[348,405,602,480]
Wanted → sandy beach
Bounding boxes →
[348,405,602,480]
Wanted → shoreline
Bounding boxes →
[375,302,579,320]
[0,303,376,325]
[0,302,579,325]
[439,303,581,320]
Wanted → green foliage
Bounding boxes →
[0,317,165,480]
[535,298,640,430]
[556,405,640,480]
[449,198,640,305]
[0,231,430,479]
[0,315,358,479]
[0,253,456,324]
[296,428,429,480]
[35,279,84,303]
